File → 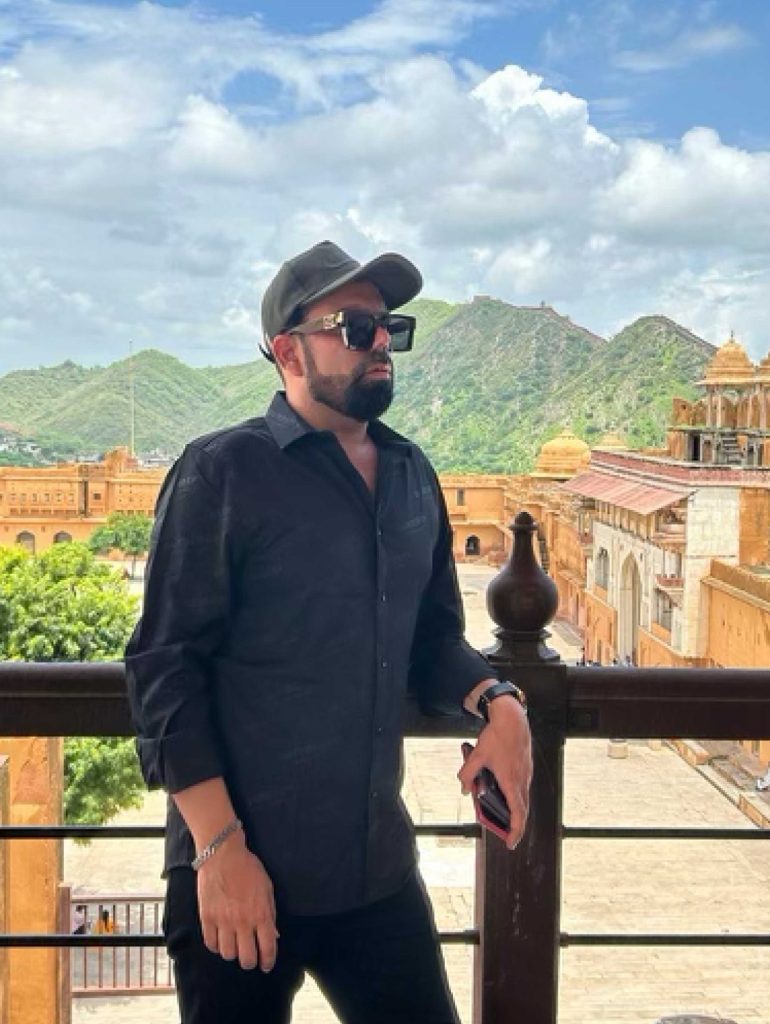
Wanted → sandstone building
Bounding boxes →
[0,447,165,554]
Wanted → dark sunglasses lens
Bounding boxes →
[386,315,414,352]
[345,312,377,350]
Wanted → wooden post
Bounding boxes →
[0,756,9,1024]
[56,885,71,1024]
[473,512,567,1024]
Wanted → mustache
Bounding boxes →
[353,353,392,380]
[367,352,391,367]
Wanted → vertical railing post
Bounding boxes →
[56,884,72,1024]
[0,756,9,1024]
[474,512,567,1024]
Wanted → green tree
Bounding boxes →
[0,542,144,825]
[88,511,154,578]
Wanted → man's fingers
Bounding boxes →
[505,791,529,850]
[236,927,258,971]
[457,756,482,794]
[217,927,237,962]
[200,917,219,956]
[255,917,279,973]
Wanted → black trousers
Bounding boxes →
[164,867,461,1024]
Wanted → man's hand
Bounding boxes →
[457,696,532,850]
[196,831,279,972]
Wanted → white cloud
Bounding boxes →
[311,0,497,53]
[0,0,768,374]
[602,128,770,250]
[615,23,752,72]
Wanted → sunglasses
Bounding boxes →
[289,310,416,353]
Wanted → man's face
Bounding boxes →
[295,280,394,423]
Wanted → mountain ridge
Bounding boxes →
[0,299,717,472]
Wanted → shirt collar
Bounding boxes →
[265,391,413,455]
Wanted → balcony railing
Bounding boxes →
[1,510,770,1024]
[61,890,173,995]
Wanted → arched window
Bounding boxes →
[465,535,480,557]
[53,531,73,544]
[16,531,35,554]
[653,589,673,631]
[595,547,610,589]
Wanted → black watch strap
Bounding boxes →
[477,680,527,722]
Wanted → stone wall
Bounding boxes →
[703,562,770,764]
[739,489,770,565]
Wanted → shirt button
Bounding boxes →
[380,593,387,603]
[371,791,379,799]
[380,659,388,669]
[377,527,383,538]
[376,726,383,735]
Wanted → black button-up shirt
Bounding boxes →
[125,392,491,915]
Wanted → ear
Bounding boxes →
[271,333,304,377]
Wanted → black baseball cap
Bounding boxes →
[260,240,422,360]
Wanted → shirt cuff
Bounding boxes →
[137,732,225,794]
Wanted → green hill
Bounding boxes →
[0,302,716,472]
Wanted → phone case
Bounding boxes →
[461,742,511,841]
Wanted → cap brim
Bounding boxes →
[305,252,423,314]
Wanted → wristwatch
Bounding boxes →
[476,680,527,722]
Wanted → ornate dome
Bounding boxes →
[756,350,770,382]
[533,428,590,479]
[595,431,628,450]
[700,335,755,386]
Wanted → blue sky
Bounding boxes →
[0,0,769,371]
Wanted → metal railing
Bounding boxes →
[1,511,770,1023]
[63,891,172,995]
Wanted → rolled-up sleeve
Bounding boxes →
[125,444,237,793]
[408,472,495,714]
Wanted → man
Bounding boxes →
[125,240,532,1024]
[70,904,86,936]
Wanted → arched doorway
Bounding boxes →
[53,531,73,544]
[16,531,35,554]
[465,535,480,557]
[618,555,642,663]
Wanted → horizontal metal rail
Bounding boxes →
[3,824,767,840]
[562,933,770,947]
[0,929,481,948]
[6,930,768,949]
[563,826,769,839]
[0,822,482,839]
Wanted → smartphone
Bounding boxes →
[461,742,511,840]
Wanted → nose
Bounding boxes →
[372,322,391,352]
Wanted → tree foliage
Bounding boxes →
[0,542,144,824]
[88,511,154,576]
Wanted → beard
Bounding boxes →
[301,342,394,422]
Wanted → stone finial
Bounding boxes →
[485,511,560,664]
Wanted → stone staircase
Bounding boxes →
[719,430,743,465]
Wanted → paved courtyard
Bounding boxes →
[62,564,769,1023]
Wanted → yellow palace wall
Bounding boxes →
[584,589,616,664]
[0,450,166,554]
[441,474,511,561]
[551,515,586,630]
[637,626,689,669]
[704,560,770,763]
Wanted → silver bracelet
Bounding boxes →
[191,817,243,871]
